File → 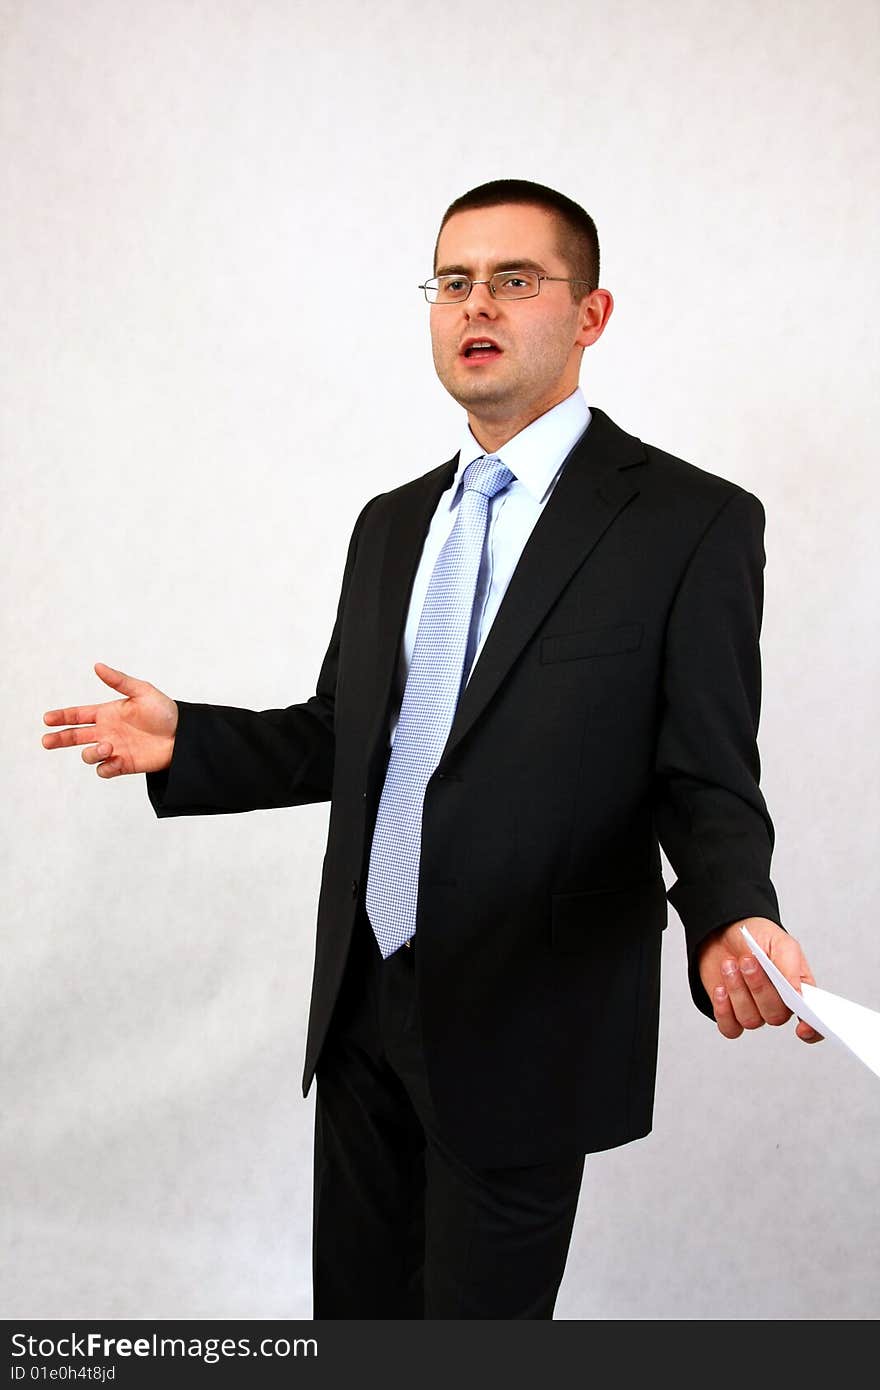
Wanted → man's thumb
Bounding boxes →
[94,662,140,696]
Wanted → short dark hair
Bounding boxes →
[434,179,599,301]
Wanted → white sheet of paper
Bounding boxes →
[740,926,880,1079]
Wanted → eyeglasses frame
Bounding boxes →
[418,270,594,304]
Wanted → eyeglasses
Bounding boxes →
[419,269,593,304]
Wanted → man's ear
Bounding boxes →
[576,288,614,349]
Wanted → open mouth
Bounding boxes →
[461,340,502,361]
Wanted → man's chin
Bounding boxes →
[440,373,514,413]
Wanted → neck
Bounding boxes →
[466,385,577,454]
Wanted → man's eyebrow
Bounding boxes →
[434,258,548,278]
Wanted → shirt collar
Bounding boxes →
[448,387,591,509]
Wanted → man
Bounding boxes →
[42,179,821,1320]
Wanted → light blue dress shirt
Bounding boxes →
[389,387,592,745]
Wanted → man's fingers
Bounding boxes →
[719,958,764,1030]
[739,953,791,1026]
[43,723,99,750]
[796,1018,824,1043]
[42,662,141,737]
[712,985,744,1039]
[82,742,112,765]
[96,755,124,778]
[94,662,141,696]
[43,705,99,731]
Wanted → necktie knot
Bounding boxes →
[462,454,515,501]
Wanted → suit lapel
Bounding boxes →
[442,407,646,762]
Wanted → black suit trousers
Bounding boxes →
[311,907,586,1319]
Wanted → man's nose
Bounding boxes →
[464,282,498,318]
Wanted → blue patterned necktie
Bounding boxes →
[365,454,515,958]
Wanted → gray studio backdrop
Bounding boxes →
[3,0,878,1319]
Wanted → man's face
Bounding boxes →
[429,203,591,427]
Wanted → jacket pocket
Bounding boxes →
[540,622,643,664]
[551,877,667,955]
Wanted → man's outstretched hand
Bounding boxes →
[42,662,178,777]
[698,916,823,1045]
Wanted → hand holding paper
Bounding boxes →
[740,925,880,1079]
[696,916,822,1044]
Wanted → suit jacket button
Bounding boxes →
[351,879,358,898]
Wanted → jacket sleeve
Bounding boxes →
[145,496,375,817]
[652,486,783,1017]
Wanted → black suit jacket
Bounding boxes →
[147,406,782,1166]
